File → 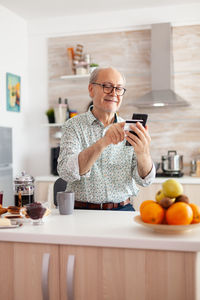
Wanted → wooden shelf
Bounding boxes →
[60,74,90,79]
[43,123,63,127]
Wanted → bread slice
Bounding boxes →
[0,218,11,227]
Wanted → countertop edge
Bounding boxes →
[35,175,200,184]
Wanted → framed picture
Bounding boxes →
[6,73,21,112]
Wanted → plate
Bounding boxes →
[134,215,200,233]
[0,220,23,229]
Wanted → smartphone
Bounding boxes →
[125,113,148,146]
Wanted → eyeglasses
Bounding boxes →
[92,82,126,96]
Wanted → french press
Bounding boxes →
[14,171,35,207]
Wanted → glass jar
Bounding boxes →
[14,171,35,207]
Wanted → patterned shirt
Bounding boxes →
[57,107,155,203]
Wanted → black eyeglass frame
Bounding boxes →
[92,82,126,96]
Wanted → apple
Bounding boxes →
[155,190,165,203]
[162,179,183,198]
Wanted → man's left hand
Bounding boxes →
[125,122,153,178]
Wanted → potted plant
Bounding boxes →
[46,108,55,123]
[89,63,99,73]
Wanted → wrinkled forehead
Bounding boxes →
[97,69,125,86]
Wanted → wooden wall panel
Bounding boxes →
[48,25,200,174]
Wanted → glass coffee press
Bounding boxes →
[14,171,35,207]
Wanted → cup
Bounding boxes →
[57,191,75,215]
[0,191,3,206]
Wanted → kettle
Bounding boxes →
[14,171,35,207]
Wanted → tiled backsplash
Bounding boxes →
[48,25,200,174]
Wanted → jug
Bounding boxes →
[14,171,35,207]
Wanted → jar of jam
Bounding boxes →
[14,171,35,207]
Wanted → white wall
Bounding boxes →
[0,5,29,177]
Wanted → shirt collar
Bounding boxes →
[87,105,119,125]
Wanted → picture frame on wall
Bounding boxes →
[6,72,21,112]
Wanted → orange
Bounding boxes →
[139,200,155,214]
[189,203,200,224]
[140,202,165,224]
[166,202,193,225]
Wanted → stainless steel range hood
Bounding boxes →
[133,23,189,108]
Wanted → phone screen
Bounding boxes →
[125,113,148,146]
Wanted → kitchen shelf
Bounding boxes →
[149,118,200,123]
[60,74,90,79]
[43,123,63,127]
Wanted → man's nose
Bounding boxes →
[110,87,117,96]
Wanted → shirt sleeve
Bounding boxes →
[134,163,156,186]
[131,148,156,187]
[57,121,91,182]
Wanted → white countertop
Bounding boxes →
[35,175,200,184]
[1,210,200,252]
[153,175,200,184]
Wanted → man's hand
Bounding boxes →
[125,122,153,178]
[103,122,125,146]
[125,122,151,156]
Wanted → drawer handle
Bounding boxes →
[66,255,75,300]
[42,253,50,300]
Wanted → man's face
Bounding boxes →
[88,68,125,114]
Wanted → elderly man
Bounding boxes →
[57,67,155,211]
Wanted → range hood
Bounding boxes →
[133,23,189,108]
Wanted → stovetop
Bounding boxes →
[156,172,184,178]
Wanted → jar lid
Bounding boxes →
[14,171,34,184]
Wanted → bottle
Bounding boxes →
[64,98,70,120]
[54,97,67,124]
[196,150,200,177]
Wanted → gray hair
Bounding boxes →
[89,67,126,85]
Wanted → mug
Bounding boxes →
[57,191,75,215]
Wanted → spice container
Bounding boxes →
[196,159,200,177]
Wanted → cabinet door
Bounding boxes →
[0,242,14,300]
[13,242,60,300]
[60,245,103,300]
[183,184,200,205]
[61,245,198,300]
[133,183,200,210]
[133,184,161,210]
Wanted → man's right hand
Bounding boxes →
[103,122,125,146]
[78,122,125,176]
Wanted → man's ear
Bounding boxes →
[88,83,94,97]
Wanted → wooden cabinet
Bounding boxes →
[0,242,199,300]
[0,242,60,300]
[60,245,102,300]
[133,183,200,211]
[60,245,198,300]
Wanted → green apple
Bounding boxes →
[162,179,183,198]
[155,190,165,203]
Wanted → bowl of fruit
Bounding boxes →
[134,179,200,233]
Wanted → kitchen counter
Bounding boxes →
[35,175,200,184]
[1,210,200,300]
[154,175,200,184]
[1,210,200,251]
